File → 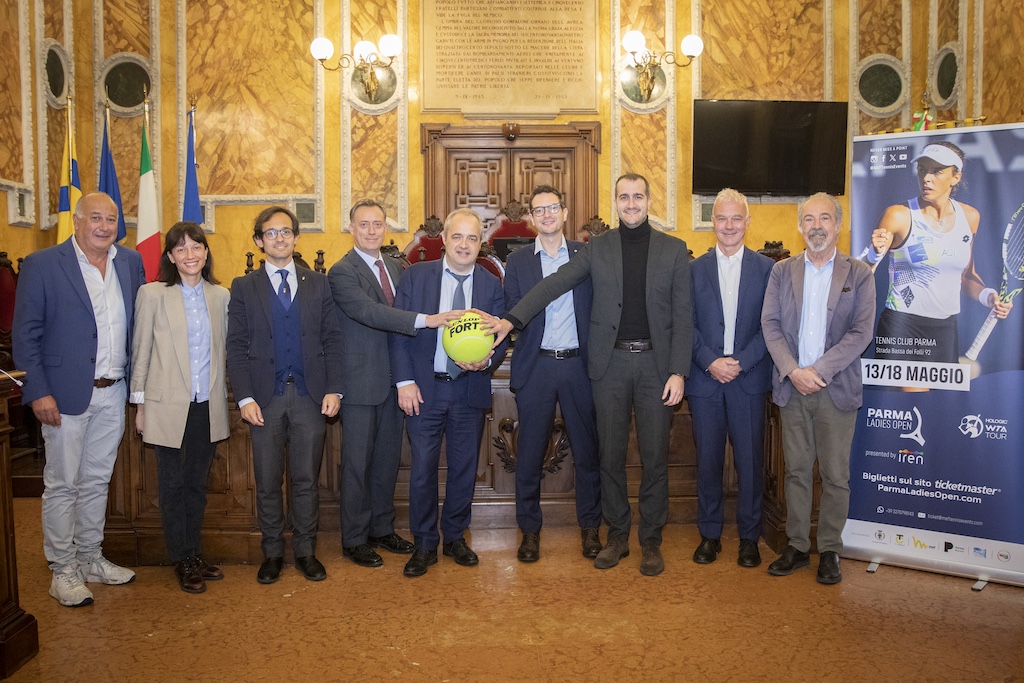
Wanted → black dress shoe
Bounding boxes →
[767,545,811,576]
[442,539,479,566]
[343,544,384,568]
[368,532,415,554]
[196,555,223,580]
[257,556,284,584]
[581,528,602,559]
[737,540,762,568]
[692,537,722,564]
[174,558,205,594]
[817,551,842,585]
[517,532,540,563]
[295,555,327,581]
[403,550,438,577]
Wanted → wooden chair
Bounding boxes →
[403,216,445,264]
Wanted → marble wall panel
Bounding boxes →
[185,0,315,196]
[351,0,398,39]
[621,0,666,52]
[110,114,143,215]
[982,0,1024,125]
[0,0,22,180]
[860,110,901,135]
[104,0,151,59]
[859,0,903,61]
[44,0,62,41]
[937,0,958,46]
[350,108,399,219]
[47,107,64,216]
[701,0,824,100]
[620,108,667,224]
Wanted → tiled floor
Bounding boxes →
[8,497,1024,682]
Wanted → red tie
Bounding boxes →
[375,259,395,306]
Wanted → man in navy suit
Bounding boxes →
[389,208,508,577]
[13,192,146,607]
[504,185,602,563]
[226,206,344,584]
[327,199,462,569]
[687,189,774,569]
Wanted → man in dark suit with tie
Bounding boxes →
[327,199,463,568]
[14,191,146,607]
[687,189,774,569]
[503,185,602,563]
[226,206,344,584]
[488,174,692,576]
[389,208,508,577]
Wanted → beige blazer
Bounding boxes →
[131,280,230,449]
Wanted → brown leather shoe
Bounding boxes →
[640,543,664,576]
[174,558,206,594]
[196,555,223,580]
[593,536,629,569]
[581,528,602,558]
[517,532,540,563]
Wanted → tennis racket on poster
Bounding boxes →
[964,202,1024,361]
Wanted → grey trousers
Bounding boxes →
[779,387,858,554]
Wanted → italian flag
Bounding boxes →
[136,118,161,281]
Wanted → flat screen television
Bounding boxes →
[691,99,849,197]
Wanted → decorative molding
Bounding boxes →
[191,194,318,234]
[314,0,327,234]
[925,0,963,114]
[973,0,982,119]
[4,0,35,227]
[34,0,75,230]
[958,0,966,120]
[849,0,913,134]
[902,0,912,129]
[824,0,834,101]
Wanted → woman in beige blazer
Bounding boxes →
[131,221,230,594]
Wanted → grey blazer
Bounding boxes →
[131,280,231,449]
[760,251,876,412]
[507,227,693,382]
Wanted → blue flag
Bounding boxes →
[98,114,127,242]
[182,108,203,224]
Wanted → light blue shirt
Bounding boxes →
[798,250,835,368]
[537,236,580,350]
[433,259,474,373]
[181,280,212,402]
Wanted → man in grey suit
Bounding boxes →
[227,206,344,584]
[327,199,462,568]
[488,174,693,576]
[761,192,875,585]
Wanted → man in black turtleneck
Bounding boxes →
[486,174,692,576]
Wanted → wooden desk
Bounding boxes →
[0,372,38,679]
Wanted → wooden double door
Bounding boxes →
[420,122,601,238]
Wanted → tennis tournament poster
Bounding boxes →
[844,123,1024,587]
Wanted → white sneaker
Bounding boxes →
[49,568,94,607]
[82,556,136,585]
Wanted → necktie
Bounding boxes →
[278,270,291,310]
[446,271,470,378]
[375,259,395,306]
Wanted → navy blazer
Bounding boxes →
[504,239,592,392]
[13,238,146,415]
[388,260,508,410]
[687,247,775,398]
[226,264,344,408]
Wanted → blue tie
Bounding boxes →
[446,271,470,378]
[278,270,291,310]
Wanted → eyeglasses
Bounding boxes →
[530,203,563,217]
[262,228,295,239]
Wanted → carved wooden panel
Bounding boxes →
[0,1,22,182]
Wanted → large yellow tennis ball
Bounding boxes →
[441,312,494,364]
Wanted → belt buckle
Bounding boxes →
[629,342,643,353]
[553,349,567,360]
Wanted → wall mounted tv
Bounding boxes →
[691,99,849,197]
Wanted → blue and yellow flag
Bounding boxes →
[56,104,81,243]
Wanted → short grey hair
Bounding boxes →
[712,188,749,216]
[443,207,482,236]
[797,192,843,227]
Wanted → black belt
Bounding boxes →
[539,348,579,360]
[434,372,465,382]
[614,339,653,352]
[93,377,122,388]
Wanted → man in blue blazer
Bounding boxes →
[226,207,344,584]
[504,185,602,563]
[389,208,509,577]
[13,192,146,607]
[761,193,875,585]
[327,199,462,569]
[687,189,775,569]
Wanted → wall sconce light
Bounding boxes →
[621,30,704,103]
[310,35,401,104]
